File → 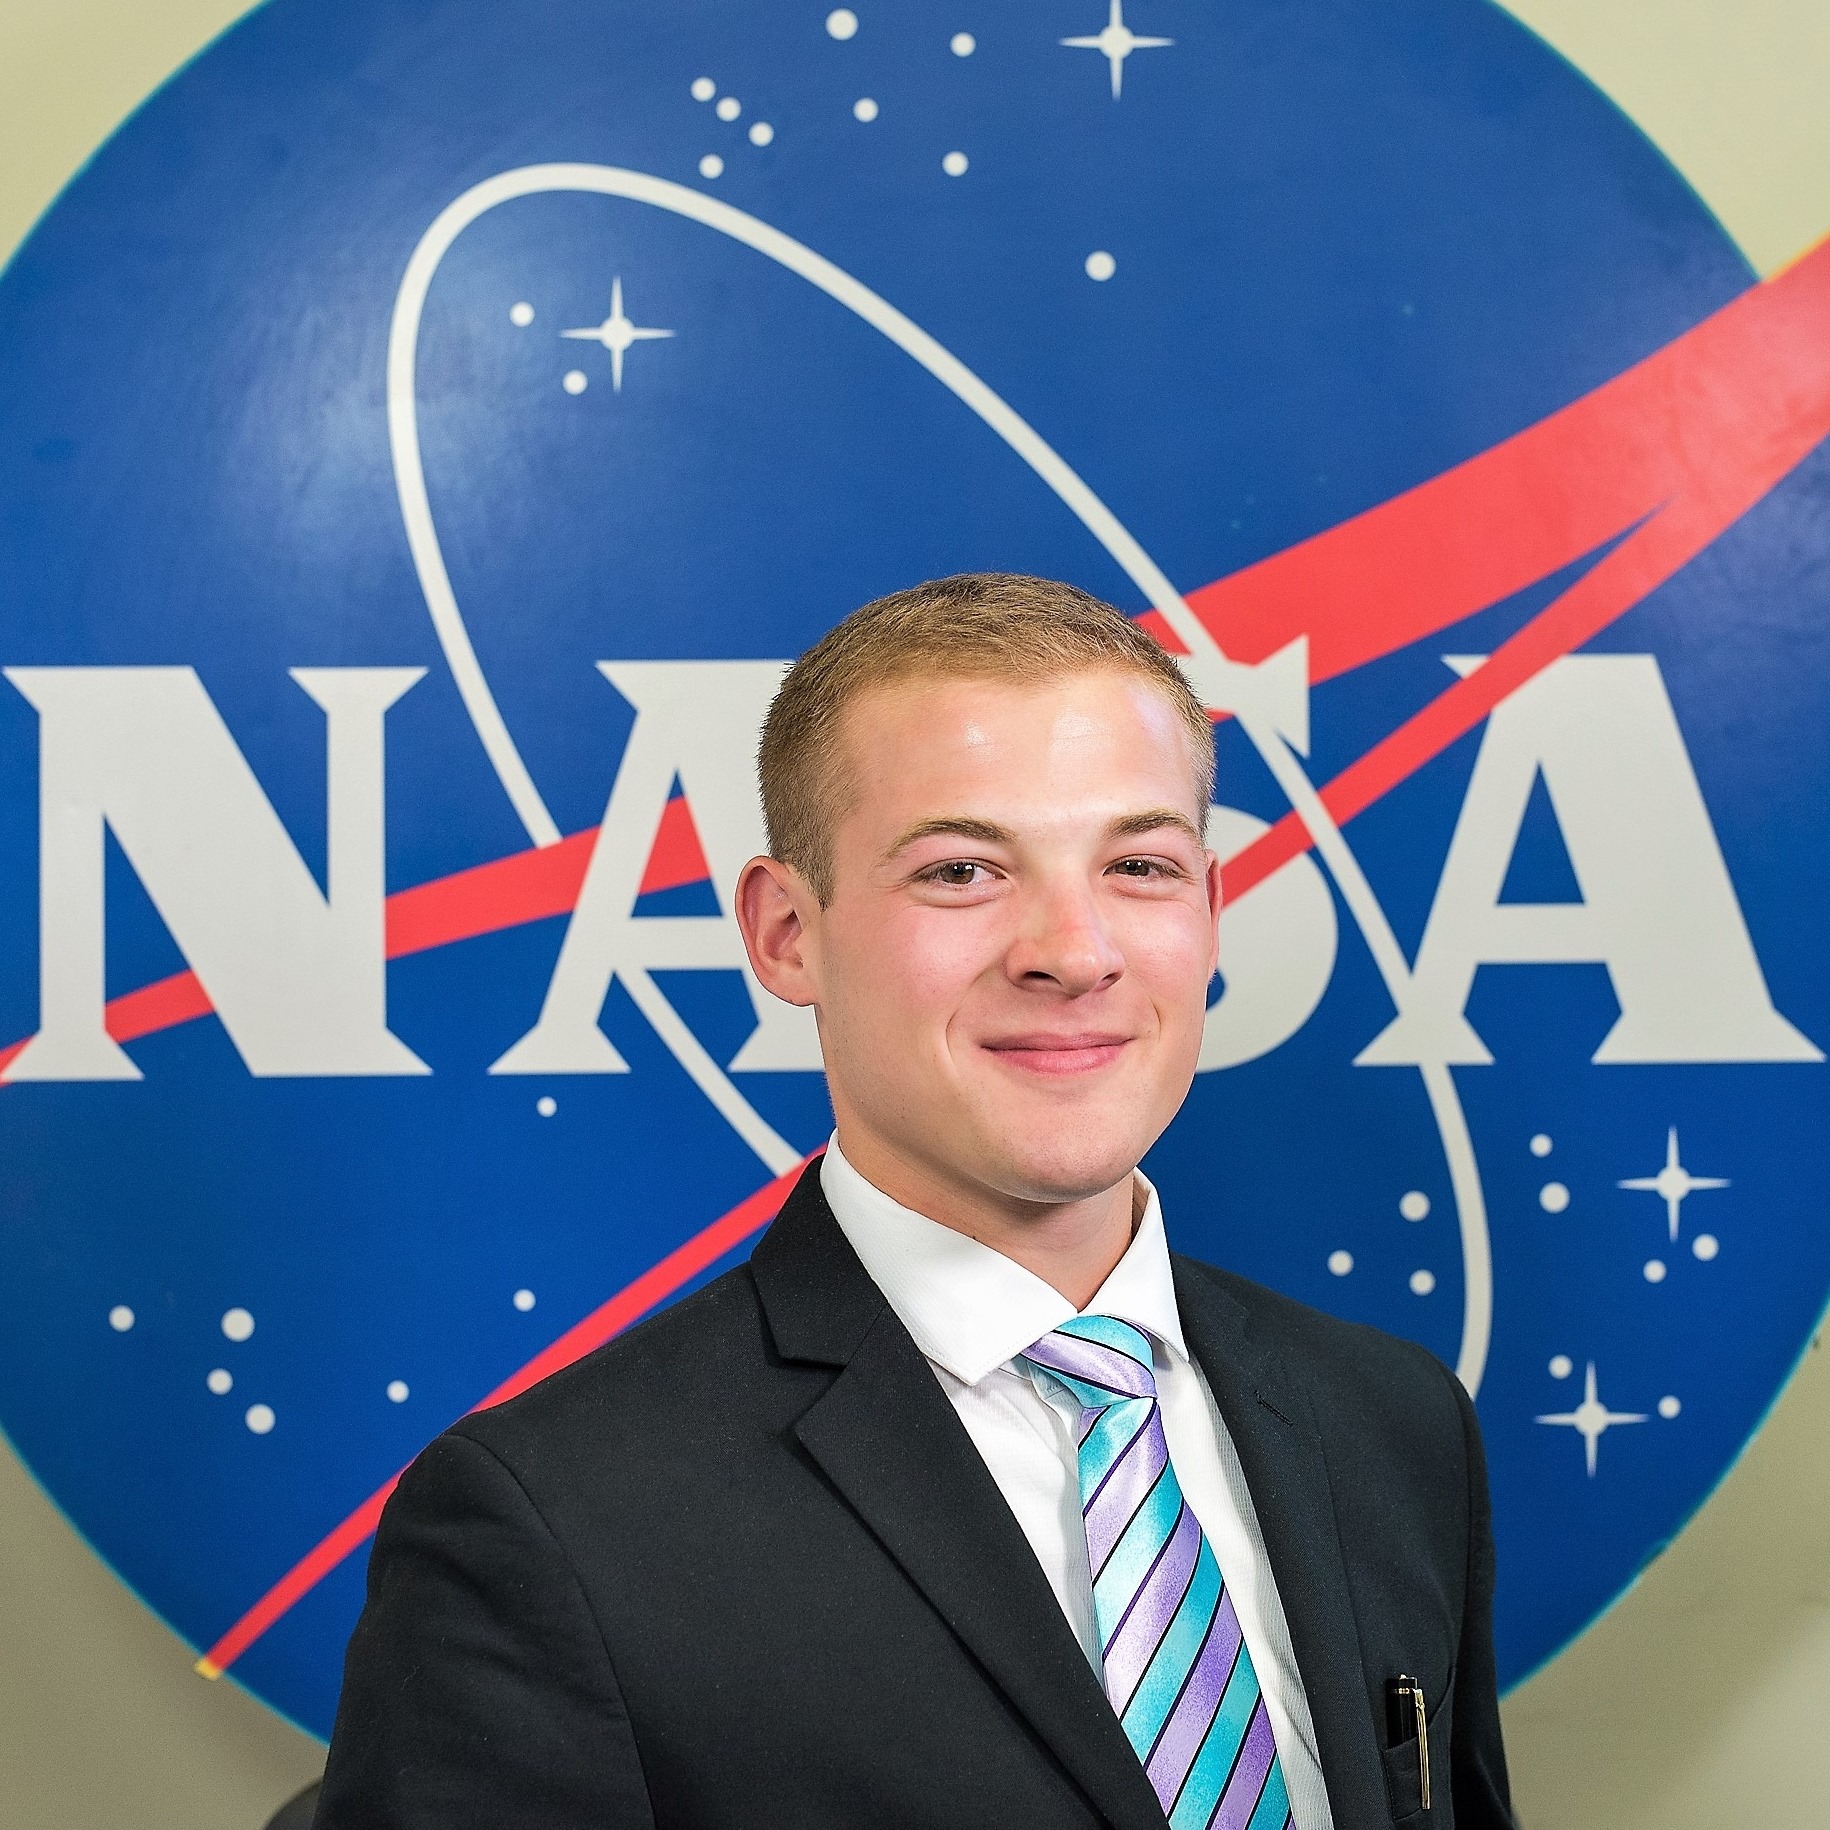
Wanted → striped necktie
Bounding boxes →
[1021,1314,1293,1830]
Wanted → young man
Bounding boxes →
[317,575,1515,1830]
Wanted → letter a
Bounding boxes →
[1359,654,1820,1067]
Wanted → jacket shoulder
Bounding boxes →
[1182,1254,1450,1374]
[447,1259,794,1475]
[1173,1252,1473,1453]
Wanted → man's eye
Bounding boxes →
[924,860,987,886]
[1110,856,1179,880]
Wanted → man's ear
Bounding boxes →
[736,855,821,1008]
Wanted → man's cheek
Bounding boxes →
[896,925,995,1005]
[1116,912,1214,992]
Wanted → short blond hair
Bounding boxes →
[759,573,1215,901]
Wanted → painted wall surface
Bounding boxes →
[0,3,1825,1826]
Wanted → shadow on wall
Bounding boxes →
[266,1784,318,1830]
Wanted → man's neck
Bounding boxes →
[831,1128,1138,1309]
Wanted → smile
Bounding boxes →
[980,1035,1133,1077]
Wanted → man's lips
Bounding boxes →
[979,1034,1134,1076]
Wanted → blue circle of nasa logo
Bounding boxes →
[0,0,1826,1738]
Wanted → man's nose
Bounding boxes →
[1006,876,1125,995]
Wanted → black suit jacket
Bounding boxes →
[317,1165,1514,1830]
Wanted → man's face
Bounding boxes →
[781,667,1219,1211]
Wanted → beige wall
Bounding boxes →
[0,4,1825,1825]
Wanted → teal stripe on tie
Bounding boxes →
[1121,1540,1222,1752]
[1243,1755,1290,1830]
[1168,1656,1261,1830]
[1079,1398,1152,1491]
[1093,1459,1182,1609]
[1066,1312,1155,1363]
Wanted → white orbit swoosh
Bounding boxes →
[386,162,1493,1394]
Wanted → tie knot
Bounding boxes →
[1019,1314,1159,1409]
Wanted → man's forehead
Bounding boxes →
[844,671,1195,767]
[836,671,1210,826]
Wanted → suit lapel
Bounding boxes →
[752,1172,1169,1830]
[1172,1259,1388,1828]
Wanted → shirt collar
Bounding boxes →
[819,1134,1187,1386]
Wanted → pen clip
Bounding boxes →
[1410,1678,1431,1811]
[1389,1673,1431,1812]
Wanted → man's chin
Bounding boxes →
[967,1139,1149,1210]
[951,1080,1177,1205]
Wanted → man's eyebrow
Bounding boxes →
[881,809,1206,863]
[1107,808,1207,846]
[881,815,1016,860]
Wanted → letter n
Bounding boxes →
[3,666,429,1080]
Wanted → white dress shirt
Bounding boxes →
[821,1138,1334,1830]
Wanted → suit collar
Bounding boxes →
[748,1159,883,1366]
[750,1168,1171,1830]
[1171,1257,1389,1829]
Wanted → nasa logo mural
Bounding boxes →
[0,0,1827,1739]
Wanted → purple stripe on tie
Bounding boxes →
[1146,1586,1243,1794]
[1025,1333,1156,1399]
[1082,1402,1156,1517]
[1101,1499,1203,1711]
[1208,1698,1277,1830]
[1085,1411,1170,1573]
[1060,1320,1156,1374]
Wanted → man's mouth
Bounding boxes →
[979,1033,1133,1077]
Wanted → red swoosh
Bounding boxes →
[12,236,1826,1676]
[193,1162,805,1679]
